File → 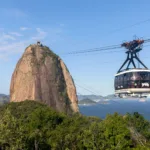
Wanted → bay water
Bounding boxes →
[79,99,150,120]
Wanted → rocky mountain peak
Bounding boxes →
[10,43,79,114]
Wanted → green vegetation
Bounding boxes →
[0,101,150,150]
[40,46,58,64]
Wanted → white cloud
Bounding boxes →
[0,40,32,61]
[0,41,28,61]
[32,28,47,40]
[0,41,25,52]
[0,33,16,41]
[0,41,8,45]
[9,32,23,37]
[0,53,9,61]
[0,26,64,60]
[20,27,30,31]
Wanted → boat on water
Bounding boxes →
[139,98,146,102]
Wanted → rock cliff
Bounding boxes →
[10,44,79,114]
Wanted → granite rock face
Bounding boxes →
[10,44,79,114]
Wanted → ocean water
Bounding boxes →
[79,99,150,120]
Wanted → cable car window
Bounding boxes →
[140,72,149,80]
[115,77,118,89]
[126,73,132,88]
[127,73,132,81]
[140,72,150,88]
[120,75,123,88]
[130,81,135,88]
[123,74,127,88]
[131,72,141,80]
[116,75,123,89]
[123,74,127,81]
[115,72,150,90]
[133,80,141,88]
[118,76,121,88]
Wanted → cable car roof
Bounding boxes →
[115,69,150,76]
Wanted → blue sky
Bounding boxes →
[1,0,150,96]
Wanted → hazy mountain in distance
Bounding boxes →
[77,94,117,101]
[78,98,97,104]
[0,94,9,105]
[77,95,104,101]
[104,94,116,99]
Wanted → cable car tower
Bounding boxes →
[115,38,150,98]
[118,39,147,72]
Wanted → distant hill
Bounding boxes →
[0,94,9,105]
[0,93,116,106]
[77,94,116,101]
[104,94,116,99]
[78,95,103,101]
[78,98,97,104]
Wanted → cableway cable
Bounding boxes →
[75,82,121,105]
[105,18,150,35]
[61,44,150,56]
[63,45,121,55]
[59,17,150,56]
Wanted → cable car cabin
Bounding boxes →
[115,69,150,97]
[114,39,150,98]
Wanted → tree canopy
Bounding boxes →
[0,101,150,150]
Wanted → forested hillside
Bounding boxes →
[0,101,150,150]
